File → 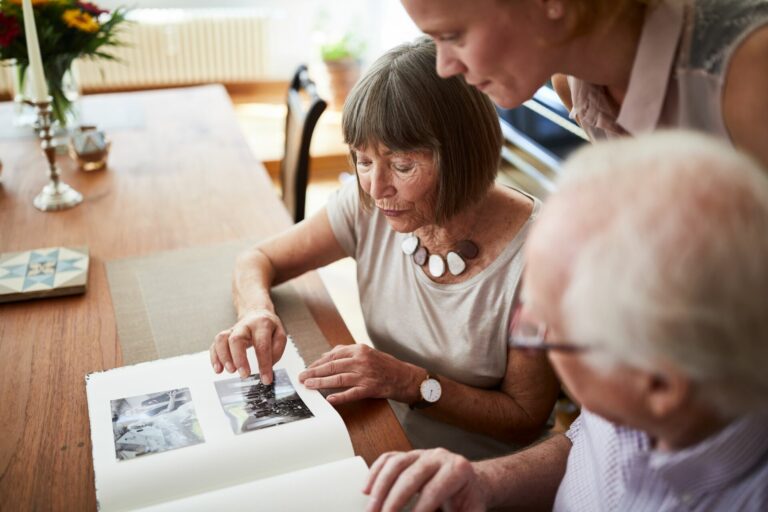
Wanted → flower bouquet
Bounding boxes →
[0,0,128,126]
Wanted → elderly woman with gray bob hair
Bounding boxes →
[365,130,768,511]
[209,37,560,459]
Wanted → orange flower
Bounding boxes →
[62,8,99,33]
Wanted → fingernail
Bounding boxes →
[261,375,272,385]
[214,362,222,373]
[225,362,235,373]
[238,368,248,379]
[304,379,315,387]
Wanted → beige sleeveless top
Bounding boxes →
[326,181,540,459]
[567,0,768,140]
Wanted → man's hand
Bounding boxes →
[364,449,487,512]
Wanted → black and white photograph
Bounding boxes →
[215,369,313,434]
[110,388,205,461]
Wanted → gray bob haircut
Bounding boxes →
[556,131,768,417]
[342,37,502,225]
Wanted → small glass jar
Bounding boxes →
[69,125,110,172]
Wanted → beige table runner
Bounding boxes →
[106,240,331,366]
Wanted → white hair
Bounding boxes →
[555,131,768,417]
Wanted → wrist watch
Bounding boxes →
[410,372,442,410]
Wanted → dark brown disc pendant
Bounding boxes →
[455,240,479,260]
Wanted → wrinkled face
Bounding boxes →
[401,0,558,108]
[354,144,439,233]
[523,206,652,427]
[522,270,651,426]
[547,342,650,427]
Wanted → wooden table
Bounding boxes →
[0,85,410,510]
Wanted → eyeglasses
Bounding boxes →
[508,302,591,353]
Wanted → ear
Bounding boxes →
[642,367,692,419]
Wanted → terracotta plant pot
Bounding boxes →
[324,57,362,109]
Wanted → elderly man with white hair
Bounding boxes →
[363,131,768,512]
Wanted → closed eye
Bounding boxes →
[393,163,415,173]
[435,32,461,43]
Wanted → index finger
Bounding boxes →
[307,344,353,369]
[364,451,400,494]
[368,452,423,512]
[396,460,464,512]
[252,321,280,385]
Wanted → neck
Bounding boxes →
[558,2,647,104]
[415,194,488,252]
[653,405,730,453]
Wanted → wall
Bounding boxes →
[1,1,421,94]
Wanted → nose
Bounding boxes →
[435,45,466,78]
[368,164,395,200]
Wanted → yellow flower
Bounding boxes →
[62,9,99,33]
[8,0,49,5]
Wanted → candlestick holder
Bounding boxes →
[28,98,83,211]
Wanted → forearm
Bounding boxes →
[475,433,571,510]
[421,375,556,444]
[233,209,348,318]
[232,247,277,317]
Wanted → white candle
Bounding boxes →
[21,0,49,102]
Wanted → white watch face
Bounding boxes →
[420,378,442,403]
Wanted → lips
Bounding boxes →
[380,209,406,217]
[470,80,492,92]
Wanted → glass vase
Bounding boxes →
[11,60,82,131]
[10,62,37,128]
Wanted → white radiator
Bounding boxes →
[1,8,268,93]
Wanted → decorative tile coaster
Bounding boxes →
[0,246,89,303]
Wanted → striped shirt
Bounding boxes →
[554,409,768,511]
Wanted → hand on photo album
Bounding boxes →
[299,344,425,405]
[210,308,288,385]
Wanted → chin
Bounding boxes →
[490,83,544,110]
[385,219,415,234]
[491,91,527,109]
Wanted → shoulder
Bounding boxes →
[723,23,768,170]
[481,185,538,253]
[492,185,536,219]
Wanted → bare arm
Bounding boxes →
[476,433,571,510]
[365,433,572,512]
[301,340,560,445]
[232,206,347,315]
[723,24,768,171]
[210,207,347,382]
[422,348,560,444]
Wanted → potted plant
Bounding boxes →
[321,33,365,109]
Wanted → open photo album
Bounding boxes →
[86,340,370,511]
